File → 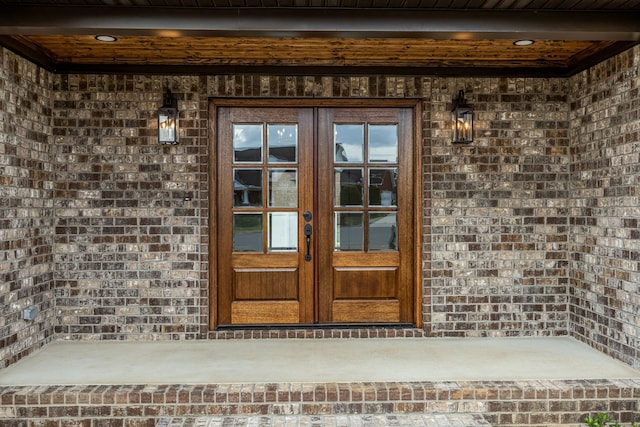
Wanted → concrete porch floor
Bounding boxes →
[1,336,638,385]
[2,336,640,426]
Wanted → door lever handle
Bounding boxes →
[304,224,312,261]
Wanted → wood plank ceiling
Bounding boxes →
[0,0,639,76]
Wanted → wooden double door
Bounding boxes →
[212,101,418,327]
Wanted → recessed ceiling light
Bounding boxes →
[513,40,535,46]
[95,35,117,42]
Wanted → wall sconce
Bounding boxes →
[158,89,178,145]
[451,90,473,144]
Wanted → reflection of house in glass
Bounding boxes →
[233,142,297,207]
[235,145,296,163]
[335,143,348,162]
[234,147,261,162]
[234,170,262,206]
[369,169,397,206]
[268,145,296,163]
[269,169,297,207]
[335,169,364,207]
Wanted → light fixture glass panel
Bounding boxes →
[269,169,297,208]
[233,213,263,252]
[452,109,473,143]
[268,124,297,163]
[158,109,177,144]
[369,213,397,251]
[369,168,397,207]
[451,90,474,144]
[334,168,364,207]
[233,169,262,207]
[268,212,298,252]
[334,124,364,163]
[334,212,364,251]
[233,124,263,162]
[368,124,398,163]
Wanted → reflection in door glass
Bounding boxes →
[369,168,397,207]
[233,213,263,252]
[334,212,363,251]
[334,168,363,207]
[268,124,297,163]
[334,124,364,163]
[233,169,262,207]
[369,213,397,251]
[233,124,263,163]
[368,124,398,163]
[268,212,298,252]
[269,169,297,207]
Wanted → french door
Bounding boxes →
[213,102,417,327]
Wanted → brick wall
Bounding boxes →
[52,75,207,340]
[428,78,571,336]
[51,74,571,340]
[0,49,55,368]
[569,45,640,369]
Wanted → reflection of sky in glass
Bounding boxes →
[369,125,398,163]
[233,124,263,149]
[334,124,364,163]
[268,124,297,147]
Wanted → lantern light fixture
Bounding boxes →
[451,89,473,144]
[158,88,178,145]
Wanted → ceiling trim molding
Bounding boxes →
[45,63,571,78]
[1,6,640,41]
[0,35,56,72]
[566,41,640,76]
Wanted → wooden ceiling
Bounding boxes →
[0,1,639,76]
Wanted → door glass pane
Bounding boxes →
[234,169,262,207]
[334,124,364,163]
[268,212,298,252]
[269,169,297,208]
[233,124,262,163]
[369,213,397,251]
[334,212,363,251]
[268,124,297,163]
[233,213,263,252]
[368,124,398,163]
[334,168,363,207]
[369,168,397,207]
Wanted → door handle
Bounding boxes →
[304,223,312,261]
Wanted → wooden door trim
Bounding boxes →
[208,101,219,330]
[412,105,423,329]
[208,98,423,330]
[209,98,421,109]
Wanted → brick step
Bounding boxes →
[156,413,492,427]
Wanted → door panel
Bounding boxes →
[215,104,414,326]
[217,107,314,325]
[332,300,400,323]
[231,301,300,324]
[233,267,298,300]
[333,267,398,298]
[317,108,414,324]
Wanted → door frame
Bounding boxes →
[208,98,423,330]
